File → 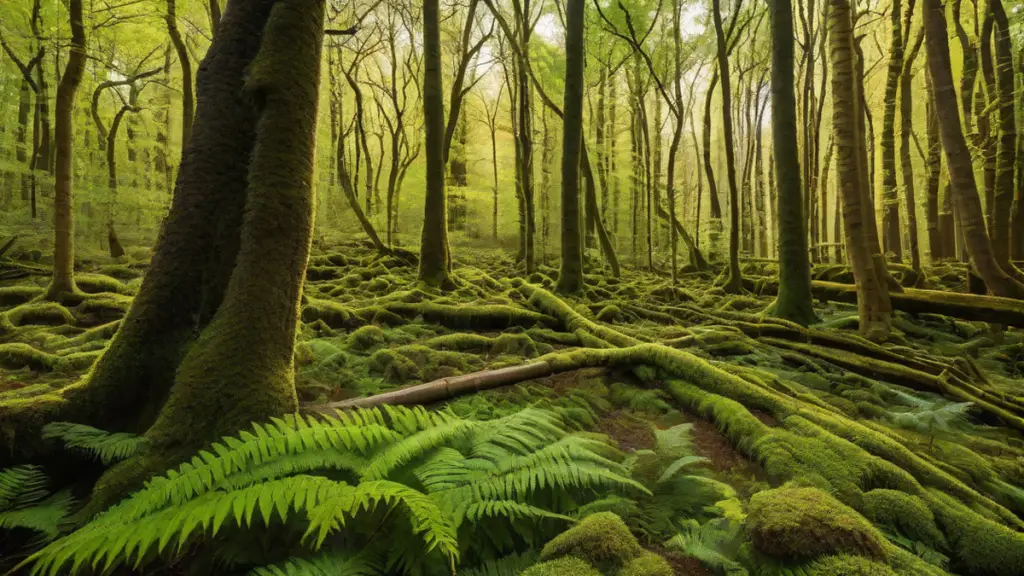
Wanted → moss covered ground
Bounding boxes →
[2,239,1023,575]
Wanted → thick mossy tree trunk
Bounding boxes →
[419,0,453,288]
[44,0,86,301]
[989,0,1020,281]
[556,0,585,295]
[768,0,817,326]
[0,0,277,458]
[712,0,743,293]
[923,0,1024,298]
[880,0,905,261]
[91,0,325,507]
[829,0,892,339]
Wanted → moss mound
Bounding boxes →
[521,556,601,576]
[927,490,1024,576]
[863,489,946,551]
[747,487,887,561]
[807,554,899,576]
[616,551,673,576]
[345,325,386,352]
[539,512,643,571]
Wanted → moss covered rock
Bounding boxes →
[345,325,386,352]
[747,487,887,561]
[521,556,601,576]
[927,490,1024,576]
[616,551,673,576]
[367,349,421,384]
[539,512,643,571]
[807,555,899,576]
[863,489,946,551]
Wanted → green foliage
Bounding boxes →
[926,489,1024,576]
[460,552,538,576]
[41,422,148,465]
[521,556,602,576]
[666,518,748,576]
[888,402,973,446]
[805,555,899,576]
[0,466,73,541]
[862,489,947,552]
[22,406,644,575]
[616,551,673,576]
[746,487,886,561]
[539,512,642,571]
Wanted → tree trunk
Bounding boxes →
[829,0,892,339]
[1012,46,1024,260]
[712,0,743,292]
[901,25,924,277]
[167,0,194,152]
[106,105,133,259]
[925,68,944,261]
[990,0,1020,281]
[556,0,585,294]
[923,0,1024,298]
[419,0,452,288]
[769,0,817,326]
[16,79,31,203]
[44,0,86,300]
[880,0,905,261]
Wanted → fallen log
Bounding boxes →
[305,360,554,413]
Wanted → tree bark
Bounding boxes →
[769,0,817,326]
[880,0,906,260]
[712,0,743,293]
[556,0,585,294]
[44,0,87,300]
[901,25,924,277]
[923,0,1024,298]
[925,68,944,261]
[989,0,1020,281]
[419,0,452,288]
[167,0,194,152]
[829,0,892,339]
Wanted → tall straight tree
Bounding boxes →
[167,0,193,152]
[557,0,585,294]
[989,0,1020,281]
[768,0,816,325]
[879,0,907,260]
[419,0,451,288]
[45,0,87,300]
[829,0,892,339]
[712,0,743,293]
[923,0,1024,298]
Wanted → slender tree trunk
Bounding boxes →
[106,106,133,259]
[419,0,452,288]
[16,79,31,202]
[755,89,768,258]
[167,0,194,152]
[980,14,997,241]
[901,25,924,277]
[990,0,1021,280]
[953,0,978,136]
[45,0,87,300]
[830,0,892,338]
[556,0,585,294]
[702,68,723,244]
[491,117,500,243]
[880,0,906,260]
[609,74,620,237]
[208,0,222,35]
[1013,46,1024,260]
[713,0,743,292]
[923,0,1024,298]
[925,68,943,261]
[769,0,817,326]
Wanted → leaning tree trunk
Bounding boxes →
[923,0,1024,298]
[419,0,452,288]
[44,0,86,300]
[0,0,278,464]
[829,0,892,339]
[990,0,1021,281]
[167,0,194,153]
[712,0,743,293]
[90,0,325,509]
[768,0,817,326]
[106,105,134,259]
[880,0,905,261]
[556,0,585,295]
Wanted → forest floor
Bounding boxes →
[1,236,1023,575]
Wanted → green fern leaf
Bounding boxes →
[42,422,148,465]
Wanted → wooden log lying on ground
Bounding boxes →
[305,360,554,413]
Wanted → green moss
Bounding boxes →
[0,286,45,307]
[364,277,391,293]
[96,264,143,280]
[74,295,132,325]
[539,512,643,571]
[863,489,947,551]
[75,273,129,295]
[596,304,625,323]
[615,552,673,576]
[371,308,404,326]
[489,333,538,357]
[927,489,1024,576]
[367,349,421,384]
[746,487,887,561]
[6,302,76,327]
[345,325,386,352]
[806,554,898,576]
[520,557,601,576]
[0,343,58,371]
[301,299,356,329]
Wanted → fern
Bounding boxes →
[41,422,148,465]
[22,406,642,575]
[888,402,974,447]
[666,518,748,576]
[0,465,49,510]
[249,549,381,576]
[460,551,538,576]
[0,466,73,542]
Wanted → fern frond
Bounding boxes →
[460,551,539,576]
[360,419,478,481]
[464,500,573,524]
[0,465,49,510]
[249,548,381,576]
[657,455,709,484]
[42,422,148,465]
[0,490,74,540]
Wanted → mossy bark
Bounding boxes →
[880,0,905,261]
[923,0,1024,298]
[712,0,743,293]
[900,27,924,279]
[767,0,818,327]
[418,0,453,289]
[989,0,1021,282]
[556,0,585,295]
[44,0,86,301]
[91,0,324,507]
[166,0,193,152]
